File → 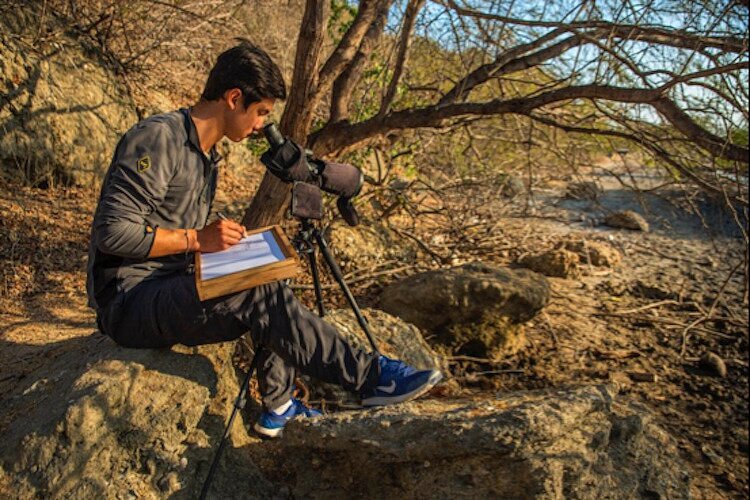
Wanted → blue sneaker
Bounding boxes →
[361,356,442,407]
[254,398,322,438]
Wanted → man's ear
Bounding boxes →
[224,88,243,110]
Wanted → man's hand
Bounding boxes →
[197,219,247,253]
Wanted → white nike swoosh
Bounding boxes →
[376,380,397,393]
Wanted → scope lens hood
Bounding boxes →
[320,162,364,199]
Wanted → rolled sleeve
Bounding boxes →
[93,122,175,259]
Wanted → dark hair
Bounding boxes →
[201,40,286,107]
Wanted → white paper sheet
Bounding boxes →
[199,230,287,281]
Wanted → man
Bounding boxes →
[87,41,442,438]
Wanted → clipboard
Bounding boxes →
[194,225,301,301]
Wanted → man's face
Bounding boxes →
[225,92,275,142]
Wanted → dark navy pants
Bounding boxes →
[97,273,379,410]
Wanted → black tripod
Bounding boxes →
[200,218,378,499]
[292,218,380,353]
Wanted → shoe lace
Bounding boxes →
[291,398,316,416]
[381,356,417,378]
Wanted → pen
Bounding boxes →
[217,212,248,238]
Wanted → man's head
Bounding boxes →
[201,41,286,141]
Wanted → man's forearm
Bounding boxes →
[148,228,200,258]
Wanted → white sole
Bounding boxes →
[361,371,443,407]
[253,422,283,438]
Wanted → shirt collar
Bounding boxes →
[181,107,222,164]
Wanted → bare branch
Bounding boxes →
[312,84,750,163]
[330,0,390,123]
[439,29,579,105]
[525,113,747,206]
[436,0,747,53]
[317,0,391,98]
[379,0,426,115]
[651,97,748,163]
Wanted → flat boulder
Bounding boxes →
[264,384,691,498]
[0,335,273,498]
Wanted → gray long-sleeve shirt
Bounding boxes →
[86,108,220,310]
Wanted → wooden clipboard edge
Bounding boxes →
[270,224,301,266]
[194,224,300,301]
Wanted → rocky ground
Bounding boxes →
[0,158,747,498]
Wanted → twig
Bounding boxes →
[446,355,495,364]
[389,226,448,264]
[680,317,708,358]
[470,369,525,376]
[614,299,682,314]
[678,260,744,358]
[595,312,734,339]
[706,259,743,319]
[628,241,684,262]
[541,311,559,347]
[290,265,416,290]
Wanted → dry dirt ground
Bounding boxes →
[0,162,747,498]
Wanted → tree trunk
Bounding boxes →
[242,0,329,229]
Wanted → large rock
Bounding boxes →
[0,10,137,186]
[604,210,650,232]
[380,262,549,332]
[324,308,443,371]
[261,385,690,498]
[519,248,581,278]
[562,238,622,268]
[380,263,550,360]
[0,334,273,499]
[566,181,602,200]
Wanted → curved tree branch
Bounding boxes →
[651,97,748,163]
[311,84,750,163]
[440,26,748,107]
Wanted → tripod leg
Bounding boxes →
[314,231,380,354]
[200,346,262,500]
[306,246,326,317]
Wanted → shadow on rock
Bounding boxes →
[0,332,274,499]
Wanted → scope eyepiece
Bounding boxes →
[263,123,285,150]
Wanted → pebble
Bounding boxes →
[701,445,725,466]
[699,352,727,377]
[179,457,188,469]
